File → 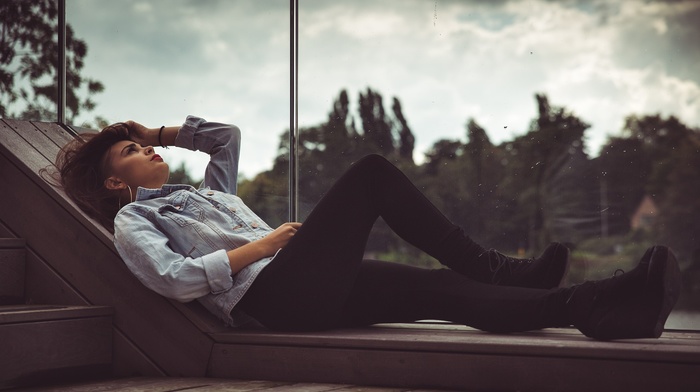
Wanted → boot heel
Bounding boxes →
[649,246,681,338]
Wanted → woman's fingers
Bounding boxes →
[281,222,302,234]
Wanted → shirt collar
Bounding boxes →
[135,184,196,201]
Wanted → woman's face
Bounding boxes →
[104,140,170,190]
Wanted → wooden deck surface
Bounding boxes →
[213,322,700,362]
[17,377,451,392]
[208,323,700,392]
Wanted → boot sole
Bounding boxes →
[648,246,682,338]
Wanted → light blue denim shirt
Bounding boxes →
[114,115,274,327]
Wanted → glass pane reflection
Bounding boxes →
[289,1,700,329]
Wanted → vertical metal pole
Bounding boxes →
[289,0,299,221]
[600,177,609,238]
[57,0,67,123]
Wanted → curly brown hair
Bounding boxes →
[53,123,133,232]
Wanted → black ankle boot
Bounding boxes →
[475,242,570,289]
[566,246,681,340]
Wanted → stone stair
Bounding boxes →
[0,238,113,389]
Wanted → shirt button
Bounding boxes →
[207,191,214,196]
[251,223,259,229]
[228,207,237,213]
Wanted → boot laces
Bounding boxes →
[479,249,533,284]
[566,268,626,305]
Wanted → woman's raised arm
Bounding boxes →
[124,120,179,148]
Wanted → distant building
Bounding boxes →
[630,195,658,230]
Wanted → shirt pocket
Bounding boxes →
[156,192,238,254]
[157,193,204,227]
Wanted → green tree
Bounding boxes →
[238,171,288,229]
[656,139,700,261]
[392,97,415,163]
[607,114,700,260]
[271,89,417,215]
[596,114,697,238]
[464,119,491,234]
[0,0,104,124]
[358,88,394,156]
[500,94,592,252]
[423,139,463,175]
[250,89,419,255]
[167,162,201,188]
[596,131,653,235]
[242,88,700,274]
[421,138,466,213]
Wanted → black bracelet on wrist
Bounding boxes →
[158,126,169,149]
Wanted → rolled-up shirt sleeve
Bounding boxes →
[114,207,233,302]
[175,115,241,194]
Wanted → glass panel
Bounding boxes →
[291,1,700,329]
[0,0,60,121]
[67,0,290,224]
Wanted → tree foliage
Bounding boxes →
[596,114,700,259]
[238,89,700,268]
[167,162,201,188]
[0,0,104,124]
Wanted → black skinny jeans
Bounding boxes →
[238,154,571,332]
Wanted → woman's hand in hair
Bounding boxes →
[125,121,156,147]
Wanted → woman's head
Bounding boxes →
[55,122,169,231]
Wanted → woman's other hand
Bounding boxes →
[226,222,302,274]
[260,222,302,255]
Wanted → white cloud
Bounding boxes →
[68,0,700,179]
[299,0,700,154]
[132,2,153,14]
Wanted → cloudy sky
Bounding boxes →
[68,0,700,179]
